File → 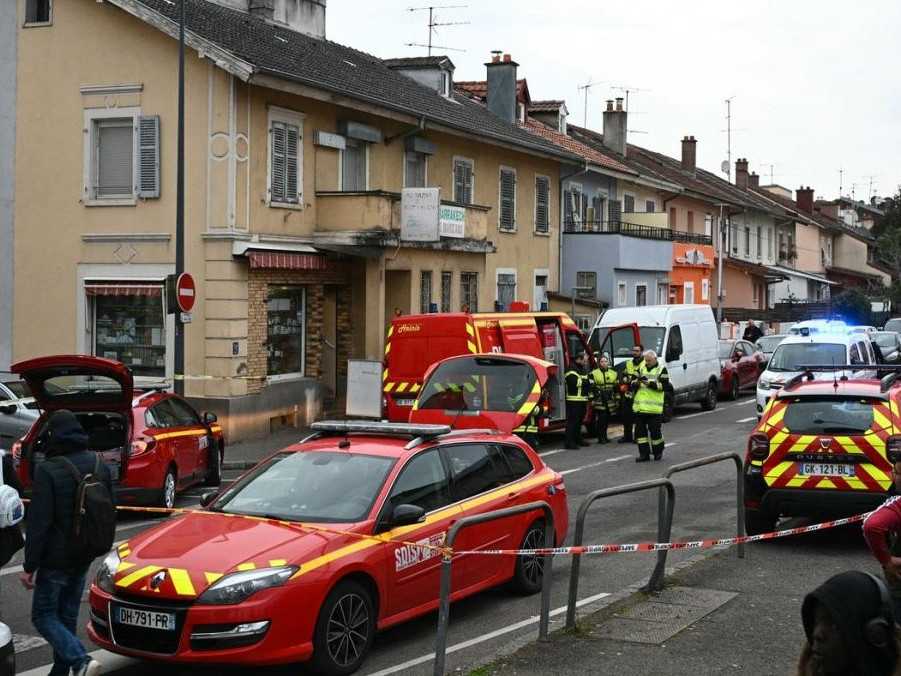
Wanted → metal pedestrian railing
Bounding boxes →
[564,478,675,629]
[433,501,555,676]
[648,453,745,591]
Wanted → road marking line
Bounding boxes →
[736,416,756,423]
[538,449,565,458]
[665,442,677,447]
[363,591,611,676]
[730,399,755,407]
[560,455,630,476]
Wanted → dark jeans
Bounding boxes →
[634,413,664,460]
[31,566,91,676]
[594,406,614,441]
[565,401,586,449]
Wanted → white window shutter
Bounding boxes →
[137,115,160,198]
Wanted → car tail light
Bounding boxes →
[888,436,901,464]
[747,433,769,462]
[10,440,22,468]
[130,437,156,457]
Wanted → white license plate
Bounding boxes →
[395,399,415,407]
[115,606,175,631]
[798,463,856,477]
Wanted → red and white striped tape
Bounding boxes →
[453,513,869,557]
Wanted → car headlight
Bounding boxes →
[197,566,298,605]
[95,550,121,594]
[758,378,770,390]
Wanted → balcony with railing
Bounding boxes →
[564,219,713,245]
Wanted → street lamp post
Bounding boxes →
[174,0,186,395]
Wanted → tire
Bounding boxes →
[159,468,177,510]
[744,508,777,536]
[510,521,548,595]
[312,580,375,676]
[730,377,740,401]
[700,381,718,411]
[204,443,222,487]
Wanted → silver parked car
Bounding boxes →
[754,334,786,367]
[0,372,39,452]
[874,331,901,363]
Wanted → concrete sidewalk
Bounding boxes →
[477,523,875,675]
[221,426,309,469]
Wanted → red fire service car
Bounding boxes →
[11,355,225,508]
[383,309,602,431]
[744,366,900,535]
[409,353,555,435]
[88,421,568,674]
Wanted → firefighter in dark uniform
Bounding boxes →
[618,344,643,443]
[564,352,591,450]
[591,354,619,444]
[631,349,670,462]
[510,388,541,449]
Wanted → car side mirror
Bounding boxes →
[0,404,16,415]
[199,490,218,508]
[390,504,425,527]
[202,411,218,424]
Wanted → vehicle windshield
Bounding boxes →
[638,327,666,355]
[718,341,735,359]
[756,336,784,353]
[875,333,897,349]
[213,451,396,523]
[418,357,538,412]
[884,319,901,333]
[2,380,31,399]
[783,396,878,434]
[767,343,846,372]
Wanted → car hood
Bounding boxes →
[11,355,133,413]
[114,511,368,600]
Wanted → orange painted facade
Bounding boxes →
[670,243,715,305]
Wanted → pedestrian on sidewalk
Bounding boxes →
[631,349,669,462]
[863,464,901,618]
[19,410,115,676]
[798,570,901,676]
[618,344,643,444]
[590,354,618,444]
[564,352,591,450]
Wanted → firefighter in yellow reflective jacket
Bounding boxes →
[630,349,670,462]
[618,344,643,444]
[509,388,541,449]
[565,352,592,450]
[591,354,619,444]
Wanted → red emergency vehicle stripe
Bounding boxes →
[772,462,800,488]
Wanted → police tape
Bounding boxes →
[450,513,870,557]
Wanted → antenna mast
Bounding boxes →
[406,5,469,56]
[577,79,604,128]
[610,84,650,139]
[724,96,734,182]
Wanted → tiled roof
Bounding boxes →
[826,265,883,281]
[528,100,565,112]
[522,118,635,174]
[750,187,844,233]
[454,79,530,103]
[382,55,454,69]
[114,0,575,161]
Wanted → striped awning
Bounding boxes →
[85,283,162,296]
[247,251,332,271]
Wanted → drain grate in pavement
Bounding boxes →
[592,586,737,645]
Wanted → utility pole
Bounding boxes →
[716,204,726,327]
[174,0,186,395]
[406,5,468,56]
[724,97,734,183]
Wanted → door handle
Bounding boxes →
[506,491,519,500]
[682,363,688,370]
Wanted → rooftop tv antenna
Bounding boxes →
[577,79,605,128]
[723,96,735,181]
[406,5,469,56]
[610,84,650,140]
[839,167,844,197]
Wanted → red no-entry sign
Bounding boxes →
[175,273,196,313]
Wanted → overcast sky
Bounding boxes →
[330,0,901,202]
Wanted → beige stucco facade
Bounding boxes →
[12,0,565,439]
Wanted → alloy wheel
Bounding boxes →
[520,527,546,587]
[163,472,176,509]
[326,592,370,667]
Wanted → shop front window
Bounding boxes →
[92,287,166,378]
[267,286,306,377]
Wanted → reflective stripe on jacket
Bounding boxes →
[632,362,669,415]
[621,358,642,398]
[565,370,589,402]
[591,368,620,410]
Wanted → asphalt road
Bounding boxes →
[3,394,779,675]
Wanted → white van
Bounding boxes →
[589,304,721,416]
[755,330,878,415]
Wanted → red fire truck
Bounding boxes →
[383,310,631,431]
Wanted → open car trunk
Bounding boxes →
[25,410,130,485]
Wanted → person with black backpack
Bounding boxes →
[19,409,115,676]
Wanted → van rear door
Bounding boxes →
[591,324,641,369]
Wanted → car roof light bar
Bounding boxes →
[311,420,451,440]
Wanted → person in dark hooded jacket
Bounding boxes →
[798,570,901,676]
[19,410,111,676]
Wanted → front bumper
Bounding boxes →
[88,585,314,665]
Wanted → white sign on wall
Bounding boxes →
[439,204,465,238]
[346,360,384,418]
[401,188,440,242]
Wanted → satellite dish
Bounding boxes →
[721,160,730,174]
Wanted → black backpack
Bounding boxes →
[56,455,116,560]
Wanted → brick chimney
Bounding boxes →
[735,158,749,189]
[680,135,697,173]
[796,186,814,214]
[749,172,760,189]
[602,98,627,156]
[485,52,518,124]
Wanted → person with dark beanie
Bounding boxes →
[798,571,901,676]
[19,410,111,676]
